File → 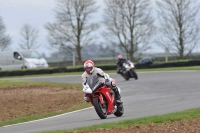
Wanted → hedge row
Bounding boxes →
[148,60,200,68]
[0,67,68,77]
[97,60,200,70]
[0,60,199,77]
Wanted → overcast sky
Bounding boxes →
[0,0,57,56]
[0,0,108,57]
[2,0,189,57]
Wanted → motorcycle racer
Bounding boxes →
[82,60,122,103]
[116,54,128,74]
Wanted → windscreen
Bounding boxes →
[87,75,103,90]
[20,51,41,58]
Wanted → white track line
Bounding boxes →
[1,107,93,128]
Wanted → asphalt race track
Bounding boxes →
[0,71,200,133]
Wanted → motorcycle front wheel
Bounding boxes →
[131,70,138,80]
[93,97,107,119]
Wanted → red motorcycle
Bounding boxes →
[83,77,124,119]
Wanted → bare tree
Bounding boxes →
[45,0,99,64]
[156,0,200,59]
[103,0,154,61]
[19,24,40,50]
[0,16,11,51]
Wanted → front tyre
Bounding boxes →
[132,70,138,80]
[93,97,107,119]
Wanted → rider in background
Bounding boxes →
[82,60,122,103]
[116,54,128,74]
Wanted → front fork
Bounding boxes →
[85,93,105,106]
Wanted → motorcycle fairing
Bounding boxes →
[94,87,115,114]
[86,74,104,89]
[83,83,92,94]
[83,74,104,93]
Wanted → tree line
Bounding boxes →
[0,0,200,64]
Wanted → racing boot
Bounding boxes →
[114,89,121,101]
[111,85,122,103]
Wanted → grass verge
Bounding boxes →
[0,80,91,127]
[0,80,82,88]
[1,66,200,79]
[0,103,91,127]
[135,66,200,72]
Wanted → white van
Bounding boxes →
[0,50,49,71]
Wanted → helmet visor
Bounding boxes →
[85,67,93,72]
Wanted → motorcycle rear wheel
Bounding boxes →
[93,97,107,119]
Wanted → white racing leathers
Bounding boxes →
[82,67,111,87]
